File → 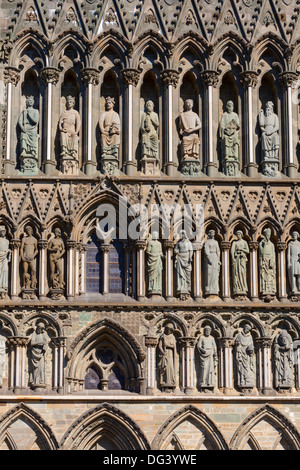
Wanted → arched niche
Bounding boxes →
[202,224,223,298]
[259,73,278,112]
[229,225,251,301]
[140,70,159,117]
[179,71,199,115]
[100,70,120,114]
[219,72,239,117]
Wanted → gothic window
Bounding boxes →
[108,241,124,294]
[86,233,102,294]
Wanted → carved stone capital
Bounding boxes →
[100,243,111,254]
[192,242,203,251]
[38,239,48,250]
[249,241,259,252]
[179,337,197,348]
[221,241,231,251]
[51,336,66,348]
[120,68,140,87]
[7,336,30,348]
[66,239,77,250]
[40,67,60,85]
[279,71,299,89]
[239,71,259,89]
[277,242,287,252]
[218,337,234,349]
[145,336,158,348]
[136,239,147,250]
[80,244,88,253]
[163,240,174,250]
[4,66,20,86]
[200,70,219,88]
[160,69,180,88]
[10,239,21,249]
[255,337,273,348]
[80,67,100,86]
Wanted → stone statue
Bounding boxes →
[287,231,300,294]
[197,326,218,390]
[259,228,276,298]
[231,231,249,297]
[99,96,120,175]
[179,99,201,176]
[259,101,279,160]
[235,324,255,390]
[174,230,194,300]
[29,322,48,388]
[146,231,164,295]
[220,101,240,176]
[0,226,11,298]
[0,332,5,388]
[20,225,38,290]
[59,95,81,174]
[48,228,65,290]
[204,230,221,296]
[18,95,39,175]
[141,100,159,161]
[157,322,176,391]
[274,330,294,390]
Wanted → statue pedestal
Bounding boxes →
[261,159,279,177]
[148,292,162,301]
[0,289,8,300]
[261,293,276,303]
[31,384,47,392]
[60,158,79,176]
[161,385,176,393]
[141,157,160,176]
[289,291,300,302]
[178,292,191,301]
[21,288,37,300]
[101,156,119,176]
[180,158,201,176]
[233,293,248,302]
[49,287,65,300]
[222,158,240,177]
[19,156,38,176]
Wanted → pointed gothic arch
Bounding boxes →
[60,402,150,450]
[230,404,300,450]
[0,403,58,450]
[152,404,228,450]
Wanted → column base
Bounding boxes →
[39,295,47,302]
[137,296,146,302]
[279,295,288,303]
[246,163,258,178]
[261,387,273,396]
[194,296,203,302]
[13,386,26,394]
[44,160,57,176]
[287,163,298,178]
[184,387,194,395]
[85,161,97,176]
[4,159,17,176]
[125,161,137,176]
[146,387,155,396]
[165,162,177,177]
[206,162,218,177]
[165,296,174,302]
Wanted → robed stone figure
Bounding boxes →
[141,101,159,161]
[220,100,240,161]
[146,231,164,295]
[197,326,218,390]
[18,95,39,173]
[0,226,11,297]
[99,96,120,159]
[174,230,193,299]
[274,330,294,390]
[59,95,81,160]
[29,323,48,389]
[235,324,255,389]
[259,228,276,297]
[157,323,176,390]
[204,230,221,296]
[179,99,201,160]
[259,101,279,160]
[287,231,300,294]
[231,231,249,296]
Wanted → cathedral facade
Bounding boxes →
[0,0,299,450]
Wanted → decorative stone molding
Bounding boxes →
[80,68,100,86]
[4,67,20,85]
[160,69,180,88]
[40,67,60,85]
[239,71,259,88]
[200,70,219,88]
[120,68,141,87]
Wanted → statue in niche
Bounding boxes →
[197,326,218,391]
[141,100,159,161]
[231,231,249,297]
[20,225,38,291]
[146,231,164,296]
[204,230,221,296]
[274,330,294,390]
[157,322,177,391]
[259,102,279,174]
[0,329,5,388]
[287,231,300,295]
[59,95,81,174]
[259,228,276,299]
[29,322,48,389]
[235,324,255,390]
[99,96,120,175]
[0,226,11,299]
[48,228,65,291]
[220,101,240,177]
[174,230,194,300]
[179,99,201,176]
[18,95,39,175]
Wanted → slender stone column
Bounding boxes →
[74,243,81,297]
[160,70,180,176]
[38,239,48,301]
[100,243,110,296]
[52,337,66,394]
[163,240,174,301]
[80,244,87,295]
[131,243,137,299]
[145,336,158,395]
[3,67,20,175]
[218,338,234,394]
[200,70,219,177]
[295,339,300,391]
[249,241,259,302]
[120,69,140,176]
[136,240,146,301]
[124,243,130,296]
[66,239,76,300]
[10,239,20,300]
[221,241,231,301]
[240,71,259,177]
[180,337,196,395]
[40,67,60,175]
[277,241,287,302]
[256,337,273,395]
[193,242,202,301]
[80,68,100,176]
[279,72,298,177]
[7,337,29,393]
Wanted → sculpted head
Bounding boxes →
[263,228,271,240]
[265,101,274,116]
[66,95,75,109]
[180,230,187,240]
[145,100,154,112]
[203,326,212,337]
[0,226,6,238]
[25,95,35,108]
[25,225,33,236]
[236,230,243,240]
[292,231,299,241]
[152,231,159,241]
[164,322,174,335]
[208,229,216,239]
[184,99,194,111]
[54,227,61,238]
[36,322,45,334]
[243,323,252,335]
[226,100,234,113]
[105,96,115,111]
